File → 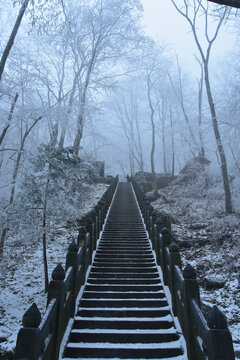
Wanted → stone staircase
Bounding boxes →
[62,182,184,359]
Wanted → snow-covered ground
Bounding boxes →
[152,175,240,359]
[1,175,239,359]
[0,183,108,358]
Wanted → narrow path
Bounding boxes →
[62,182,184,359]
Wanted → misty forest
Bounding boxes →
[0,0,239,358]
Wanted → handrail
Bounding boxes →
[14,175,119,360]
[131,176,235,360]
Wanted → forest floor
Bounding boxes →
[152,174,240,359]
[0,183,108,358]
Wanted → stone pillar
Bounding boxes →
[206,306,235,360]
[14,303,41,360]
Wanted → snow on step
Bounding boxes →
[66,340,182,349]
[74,315,173,322]
[63,357,185,360]
[77,306,170,311]
[70,328,178,334]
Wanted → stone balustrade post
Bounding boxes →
[147,204,153,234]
[77,226,87,283]
[206,306,235,360]
[98,201,103,231]
[47,264,66,360]
[90,209,97,250]
[85,217,94,262]
[182,263,200,360]
[154,217,162,264]
[159,227,171,285]
[151,210,159,250]
[94,205,100,239]
[14,303,41,360]
[169,241,181,316]
[66,240,79,317]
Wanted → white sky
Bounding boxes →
[140,0,237,76]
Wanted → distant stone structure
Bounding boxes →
[175,156,211,184]
[180,156,211,175]
[93,161,105,177]
[135,171,173,193]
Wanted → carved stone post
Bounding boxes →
[78,226,87,284]
[90,209,97,250]
[98,201,103,231]
[169,241,181,316]
[94,204,100,239]
[206,306,235,360]
[154,217,162,264]
[66,240,79,317]
[47,264,66,360]
[147,204,153,234]
[85,217,94,263]
[159,227,171,285]
[14,303,41,360]
[182,263,200,360]
[151,210,159,250]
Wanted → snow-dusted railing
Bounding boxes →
[14,176,119,360]
[131,177,235,360]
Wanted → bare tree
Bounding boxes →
[157,98,168,174]
[0,0,29,81]
[196,57,205,157]
[168,61,199,156]
[111,88,144,175]
[61,0,143,155]
[171,0,232,213]
[147,73,156,177]
[170,105,175,177]
[0,93,19,146]
[0,115,42,254]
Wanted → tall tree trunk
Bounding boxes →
[0,93,19,146]
[170,106,175,178]
[204,64,232,213]
[133,101,144,172]
[59,71,79,148]
[197,62,205,157]
[50,122,58,147]
[159,101,167,174]
[42,171,51,292]
[147,79,158,197]
[0,116,42,254]
[73,47,97,155]
[229,143,240,175]
[73,114,84,155]
[169,68,198,156]
[0,0,29,81]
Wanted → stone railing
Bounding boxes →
[14,176,118,360]
[131,176,235,360]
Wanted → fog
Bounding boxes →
[0,0,239,238]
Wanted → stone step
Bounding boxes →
[73,315,174,330]
[79,299,168,308]
[84,284,163,292]
[87,278,160,285]
[94,254,154,259]
[77,307,170,318]
[62,182,184,360]
[82,291,165,299]
[90,266,158,273]
[92,262,155,267]
[88,272,159,278]
[64,340,183,358]
[69,328,180,343]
